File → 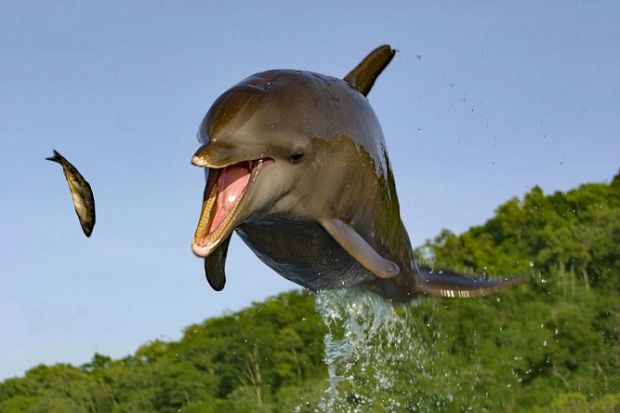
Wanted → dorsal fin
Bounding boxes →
[344,45,396,96]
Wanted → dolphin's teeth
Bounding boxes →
[193,157,275,257]
[194,176,219,244]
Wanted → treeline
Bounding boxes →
[0,173,618,412]
[409,172,620,412]
[0,292,327,413]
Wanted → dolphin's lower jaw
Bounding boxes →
[192,158,273,257]
[192,240,218,257]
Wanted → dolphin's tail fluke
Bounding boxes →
[415,267,527,298]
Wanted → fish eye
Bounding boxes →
[289,152,304,163]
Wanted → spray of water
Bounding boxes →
[315,288,402,412]
[312,287,463,413]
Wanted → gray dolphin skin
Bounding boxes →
[191,45,525,301]
[47,149,96,237]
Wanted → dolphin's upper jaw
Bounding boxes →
[192,158,274,257]
[191,154,210,167]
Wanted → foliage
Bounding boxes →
[1,173,618,412]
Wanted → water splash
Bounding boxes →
[306,285,532,412]
[315,288,399,412]
[313,288,456,413]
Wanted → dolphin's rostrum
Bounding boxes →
[47,149,96,237]
[191,45,525,301]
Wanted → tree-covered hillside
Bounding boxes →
[1,174,618,413]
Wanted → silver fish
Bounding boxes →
[47,149,96,237]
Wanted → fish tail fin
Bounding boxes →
[46,149,63,163]
[415,266,527,298]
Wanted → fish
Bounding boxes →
[47,149,96,237]
[190,45,525,301]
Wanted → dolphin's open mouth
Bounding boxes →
[192,159,273,257]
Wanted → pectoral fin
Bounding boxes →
[321,218,399,278]
[415,266,527,297]
[204,234,231,291]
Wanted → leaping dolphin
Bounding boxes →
[191,45,525,301]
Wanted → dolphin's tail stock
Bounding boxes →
[414,267,527,298]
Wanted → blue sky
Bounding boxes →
[1,1,618,380]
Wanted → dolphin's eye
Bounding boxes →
[289,152,304,163]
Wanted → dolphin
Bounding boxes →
[47,149,96,237]
[191,45,525,301]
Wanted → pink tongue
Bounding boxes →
[209,163,251,234]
